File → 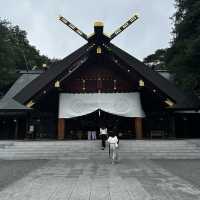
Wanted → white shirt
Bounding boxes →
[100,128,107,135]
[107,136,118,144]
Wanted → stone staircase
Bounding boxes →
[0,140,200,160]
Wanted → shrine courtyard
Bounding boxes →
[0,158,200,200]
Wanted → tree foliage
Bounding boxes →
[166,0,200,95]
[0,19,51,93]
[143,49,168,70]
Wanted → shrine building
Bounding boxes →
[0,14,200,140]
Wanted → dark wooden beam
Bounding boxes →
[110,14,139,40]
[58,118,65,140]
[58,16,88,41]
[135,118,143,139]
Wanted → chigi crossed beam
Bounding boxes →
[58,13,139,41]
[58,16,88,41]
[110,14,139,40]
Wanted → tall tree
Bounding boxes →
[0,19,51,94]
[0,20,16,92]
[143,49,168,70]
[166,0,200,95]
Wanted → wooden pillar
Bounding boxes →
[169,116,176,139]
[25,118,29,139]
[14,119,18,140]
[135,118,143,140]
[58,118,65,140]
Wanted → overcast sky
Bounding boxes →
[0,0,175,61]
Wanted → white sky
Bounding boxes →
[0,0,175,61]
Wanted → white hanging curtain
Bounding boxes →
[59,93,145,119]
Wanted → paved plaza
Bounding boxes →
[0,158,200,200]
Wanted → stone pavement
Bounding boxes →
[0,158,200,200]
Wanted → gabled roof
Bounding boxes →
[0,73,40,111]
[3,73,40,100]
[0,98,30,110]
[14,43,92,104]
[9,42,199,110]
[108,43,200,109]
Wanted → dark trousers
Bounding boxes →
[101,135,107,148]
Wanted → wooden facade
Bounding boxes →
[0,18,200,140]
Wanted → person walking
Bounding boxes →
[87,130,92,140]
[107,131,119,164]
[91,130,97,140]
[99,126,108,150]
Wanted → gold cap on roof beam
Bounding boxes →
[26,100,35,108]
[94,21,104,27]
[54,80,60,88]
[139,80,145,87]
[164,98,175,107]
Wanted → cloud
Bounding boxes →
[0,0,175,60]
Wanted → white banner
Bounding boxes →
[59,93,145,118]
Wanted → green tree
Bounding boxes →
[166,0,200,95]
[143,49,168,70]
[0,19,51,94]
[0,20,16,92]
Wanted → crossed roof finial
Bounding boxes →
[58,13,139,42]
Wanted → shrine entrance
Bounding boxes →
[63,110,136,140]
[57,92,145,140]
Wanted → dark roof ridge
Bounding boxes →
[108,43,200,109]
[14,43,92,104]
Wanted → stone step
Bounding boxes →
[1,140,195,144]
[4,148,192,152]
[1,152,200,157]
[2,142,198,146]
[1,154,200,160]
[3,145,199,149]
[0,145,199,148]
[4,148,199,151]
[11,143,194,146]
[3,142,197,146]
[0,140,200,160]
[3,147,200,151]
[1,140,198,144]
[2,149,200,153]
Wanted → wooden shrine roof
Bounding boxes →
[2,42,198,110]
